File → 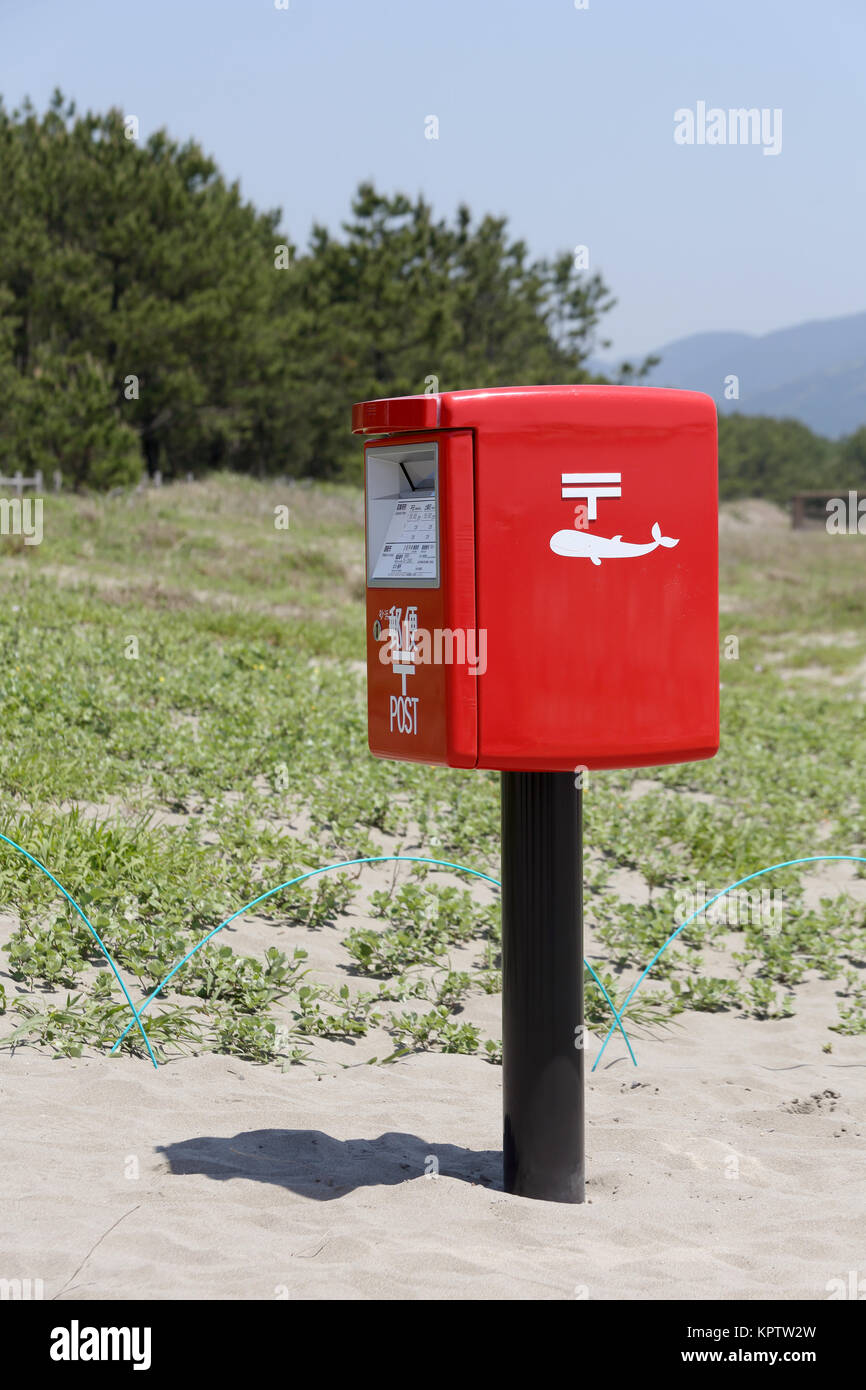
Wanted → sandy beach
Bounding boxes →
[1,987,862,1301]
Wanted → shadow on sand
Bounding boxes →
[157,1129,501,1200]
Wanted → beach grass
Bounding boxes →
[0,479,864,1062]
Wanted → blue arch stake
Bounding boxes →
[592,853,866,1071]
[9,838,859,1074]
[110,854,634,1063]
[0,831,156,1068]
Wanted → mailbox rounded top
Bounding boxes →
[352,384,716,436]
[352,395,440,435]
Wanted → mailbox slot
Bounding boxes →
[363,429,477,768]
[366,442,440,588]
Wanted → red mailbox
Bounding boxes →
[356,384,719,773]
[354,383,719,1205]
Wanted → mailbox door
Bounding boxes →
[365,430,477,767]
[466,388,719,770]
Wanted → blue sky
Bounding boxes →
[2,0,863,358]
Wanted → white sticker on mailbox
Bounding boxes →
[372,498,437,580]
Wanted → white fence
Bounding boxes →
[0,469,63,494]
[0,469,193,498]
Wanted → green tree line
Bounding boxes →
[0,92,863,501]
[717,414,866,504]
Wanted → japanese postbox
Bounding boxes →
[354,385,719,773]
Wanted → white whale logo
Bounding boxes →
[549,521,679,566]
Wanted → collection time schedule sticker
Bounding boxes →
[372,497,437,581]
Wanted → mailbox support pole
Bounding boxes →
[501,771,585,1203]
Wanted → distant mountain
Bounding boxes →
[594,311,866,438]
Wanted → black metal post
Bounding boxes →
[501,771,584,1203]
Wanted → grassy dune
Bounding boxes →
[0,478,864,1063]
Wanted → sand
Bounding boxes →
[2,827,863,1302]
[1,988,863,1301]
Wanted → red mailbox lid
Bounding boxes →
[352,395,440,435]
[353,384,710,435]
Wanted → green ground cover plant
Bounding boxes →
[0,479,864,1062]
